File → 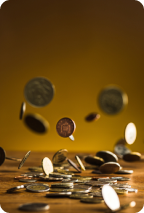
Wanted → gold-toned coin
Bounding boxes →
[49,188,70,192]
[52,149,68,164]
[18,151,31,169]
[75,156,85,171]
[67,188,90,194]
[69,194,92,199]
[123,152,141,162]
[54,168,74,175]
[96,151,118,163]
[114,188,128,195]
[84,155,104,166]
[49,172,72,179]
[80,198,104,203]
[99,162,120,174]
[42,157,53,176]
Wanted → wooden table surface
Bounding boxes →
[0,151,144,213]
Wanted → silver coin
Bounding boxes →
[26,183,49,192]
[24,77,54,107]
[18,151,31,169]
[46,192,72,197]
[74,185,92,190]
[19,203,50,211]
[119,188,138,193]
[98,86,128,115]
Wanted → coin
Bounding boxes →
[19,102,26,120]
[102,185,120,211]
[89,191,102,197]
[85,181,110,187]
[19,179,37,182]
[114,188,128,195]
[111,177,130,181]
[49,188,71,192]
[80,198,104,203]
[98,86,128,115]
[69,194,92,199]
[99,162,120,174]
[84,155,104,166]
[68,188,90,194]
[123,152,141,162]
[115,170,133,174]
[24,77,54,107]
[96,151,118,163]
[39,176,63,181]
[19,203,50,211]
[46,192,72,197]
[125,122,137,145]
[7,185,25,193]
[98,178,117,183]
[52,149,68,164]
[54,168,74,175]
[114,144,131,159]
[85,112,100,122]
[74,185,92,190]
[22,172,44,177]
[42,157,53,176]
[120,188,138,193]
[18,151,31,169]
[51,183,73,188]
[62,179,77,183]
[56,117,75,137]
[24,113,49,134]
[75,155,85,171]
[92,177,109,180]
[26,183,49,192]
[49,172,72,179]
[111,184,131,188]
[67,158,81,172]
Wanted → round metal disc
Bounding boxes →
[125,122,137,145]
[52,149,68,164]
[56,117,75,137]
[19,203,50,211]
[0,147,6,166]
[18,151,31,169]
[42,157,53,176]
[26,183,49,192]
[85,112,100,122]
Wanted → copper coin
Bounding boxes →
[0,147,6,166]
[85,113,100,122]
[67,159,81,173]
[56,117,75,137]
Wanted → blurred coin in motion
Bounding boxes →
[56,117,75,137]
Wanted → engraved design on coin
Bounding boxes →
[24,77,55,107]
[98,86,128,115]
[56,118,75,137]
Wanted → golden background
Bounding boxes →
[0,0,144,152]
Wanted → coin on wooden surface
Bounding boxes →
[19,102,26,120]
[0,147,6,166]
[68,188,90,194]
[84,155,104,166]
[19,179,37,183]
[111,183,131,188]
[24,77,54,107]
[75,155,85,171]
[115,170,133,174]
[42,157,53,176]
[85,112,100,122]
[96,151,118,163]
[69,194,92,199]
[98,85,128,115]
[99,162,120,174]
[46,192,72,197]
[85,181,110,187]
[114,144,131,159]
[49,188,70,192]
[56,117,75,137]
[67,158,81,173]
[89,191,102,197]
[26,183,49,192]
[18,151,31,169]
[52,149,68,164]
[111,177,130,181]
[125,122,137,145]
[49,172,72,179]
[54,168,74,175]
[51,183,73,188]
[19,203,50,211]
[114,188,128,195]
[24,113,48,134]
[39,176,63,181]
[120,188,138,193]
[123,152,141,162]
[80,198,104,203]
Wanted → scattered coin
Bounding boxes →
[98,85,128,115]
[115,170,133,174]
[19,179,37,183]
[92,177,109,180]
[24,114,48,134]
[26,183,49,192]
[111,184,131,188]
[19,102,26,120]
[74,185,92,190]
[67,158,81,172]
[114,144,131,159]
[24,76,54,107]
[56,117,75,137]
[62,179,78,183]
[85,112,100,122]
[54,168,74,175]
[123,152,141,162]
[69,194,92,199]
[84,155,104,166]
[96,151,118,163]
[125,122,137,145]
[97,178,117,183]
[75,155,85,171]
[42,157,53,176]
[68,188,90,194]
[18,151,31,169]
[51,183,73,188]
[99,162,120,174]
[19,202,50,211]
[22,172,44,177]
[39,176,63,181]
[80,198,104,203]
[120,188,138,193]
[46,192,72,197]
[85,181,110,187]
[7,185,25,193]
[49,172,72,179]
[89,191,102,197]
[49,188,71,192]
[114,188,128,195]
[52,149,68,164]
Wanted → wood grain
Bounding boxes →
[0,151,144,213]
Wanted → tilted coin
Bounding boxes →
[85,112,100,122]
[42,157,53,176]
[125,122,137,145]
[7,185,25,193]
[26,183,49,192]
[56,117,75,137]
[80,198,104,203]
[115,170,133,174]
[19,203,50,211]
[75,155,85,171]
[24,114,48,134]
[0,147,21,166]
[123,152,141,162]
[19,179,37,183]
[52,149,68,164]
[49,172,72,179]
[114,144,131,159]
[120,188,138,193]
[51,183,73,188]
[24,76,54,107]
[39,176,63,181]
[98,85,128,115]
[18,151,31,169]
[19,102,26,120]
[96,151,118,163]
[84,155,104,166]
[46,192,72,197]
[69,194,92,199]
[67,158,81,173]
[111,177,130,181]
[99,162,120,174]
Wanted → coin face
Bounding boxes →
[19,102,26,120]
[26,183,49,192]
[85,113,100,122]
[42,157,53,176]
[56,117,75,137]
[125,123,137,144]
[96,151,118,163]
[52,149,68,164]
[19,203,50,211]
[18,151,31,169]
[98,86,128,115]
[0,147,6,166]
[24,77,54,107]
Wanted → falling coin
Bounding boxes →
[42,157,53,176]
[24,113,48,134]
[19,102,26,120]
[52,149,68,164]
[114,144,131,159]
[99,162,120,174]
[125,122,137,145]
[96,151,118,163]
[75,155,85,171]
[123,152,141,162]
[85,112,100,122]
[24,76,55,107]
[56,117,75,137]
[67,158,81,173]
[18,151,31,169]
